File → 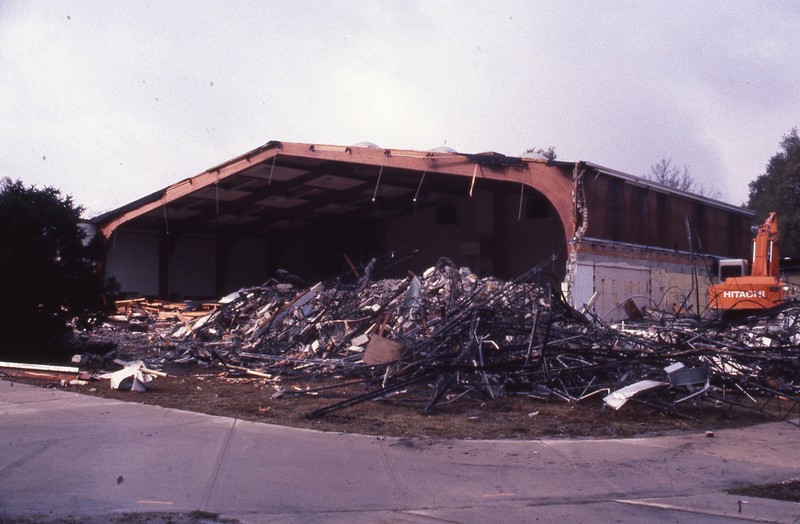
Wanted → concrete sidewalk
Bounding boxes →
[1,379,798,523]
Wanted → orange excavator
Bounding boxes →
[708,212,785,311]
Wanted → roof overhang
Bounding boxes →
[91,140,572,240]
[91,141,754,243]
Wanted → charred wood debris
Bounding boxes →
[60,257,800,422]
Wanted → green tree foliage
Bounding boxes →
[646,158,721,199]
[747,128,800,258]
[0,178,107,360]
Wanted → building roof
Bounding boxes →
[91,140,752,239]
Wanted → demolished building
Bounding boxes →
[90,141,753,320]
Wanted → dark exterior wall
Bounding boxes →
[492,190,567,280]
[583,172,750,259]
[105,228,160,296]
[384,187,567,281]
[224,237,270,292]
[384,189,495,276]
[168,234,216,299]
[727,212,748,256]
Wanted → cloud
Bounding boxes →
[1,1,798,214]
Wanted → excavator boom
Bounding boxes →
[750,212,779,277]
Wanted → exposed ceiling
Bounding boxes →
[106,148,530,237]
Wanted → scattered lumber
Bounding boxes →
[70,256,799,422]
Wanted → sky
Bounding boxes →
[2,1,799,217]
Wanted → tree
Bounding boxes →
[646,158,721,199]
[0,178,107,360]
[747,127,800,258]
[525,146,557,161]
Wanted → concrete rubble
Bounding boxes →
[61,256,800,422]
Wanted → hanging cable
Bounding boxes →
[162,204,170,236]
[469,163,478,197]
[412,170,427,216]
[371,164,384,202]
[267,154,277,185]
[412,170,427,203]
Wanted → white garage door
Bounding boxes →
[594,265,651,321]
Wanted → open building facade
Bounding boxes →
[90,141,753,321]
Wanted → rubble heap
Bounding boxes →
[100,258,800,421]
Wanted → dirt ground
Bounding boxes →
[4,359,784,440]
[728,478,800,503]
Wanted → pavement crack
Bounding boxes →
[0,440,55,477]
[378,438,406,497]
[203,418,237,510]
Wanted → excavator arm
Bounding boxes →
[750,212,779,278]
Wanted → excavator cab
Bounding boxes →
[717,259,748,281]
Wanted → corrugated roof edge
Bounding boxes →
[89,142,752,225]
[582,161,754,217]
[89,141,284,226]
[90,186,167,226]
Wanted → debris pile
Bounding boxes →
[80,257,797,422]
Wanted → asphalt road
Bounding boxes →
[1,379,798,523]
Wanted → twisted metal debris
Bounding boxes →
[116,257,800,422]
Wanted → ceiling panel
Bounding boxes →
[255,195,309,208]
[305,174,365,191]
[192,186,252,201]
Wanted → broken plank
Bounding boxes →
[0,361,81,373]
